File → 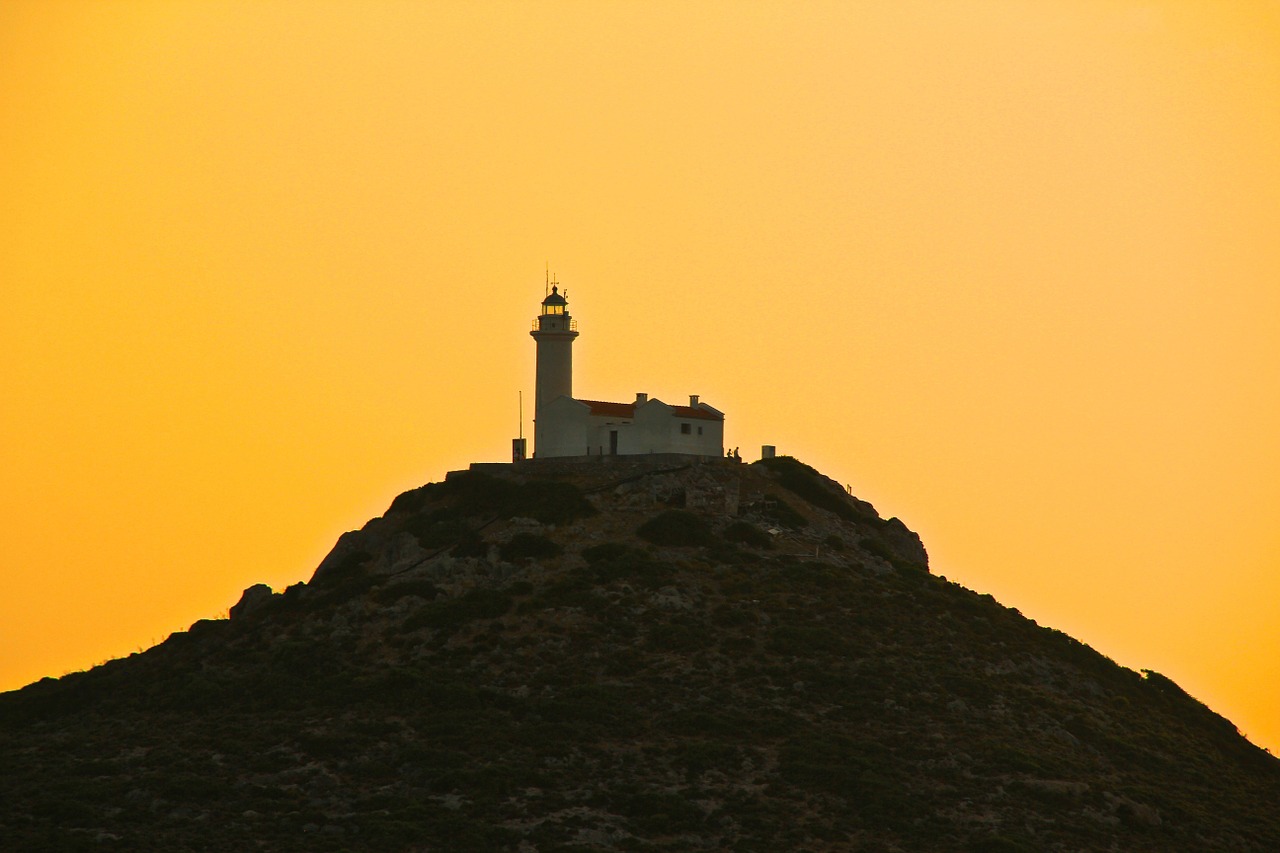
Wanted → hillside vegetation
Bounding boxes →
[2,456,1277,852]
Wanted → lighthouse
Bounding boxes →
[530,283,578,457]
[525,278,724,459]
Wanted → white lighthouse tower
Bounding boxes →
[530,281,578,457]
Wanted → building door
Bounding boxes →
[609,430,619,455]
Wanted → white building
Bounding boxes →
[529,285,724,458]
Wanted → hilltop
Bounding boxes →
[2,456,1278,852]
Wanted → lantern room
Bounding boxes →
[541,286,567,315]
[533,284,576,335]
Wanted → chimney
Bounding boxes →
[636,392,648,404]
[689,394,700,407]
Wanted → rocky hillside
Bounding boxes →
[2,456,1278,852]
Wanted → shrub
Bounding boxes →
[375,579,441,604]
[761,495,808,529]
[778,733,910,821]
[450,529,488,558]
[723,520,773,549]
[295,731,361,760]
[767,624,852,657]
[403,588,513,632]
[441,471,521,516]
[755,455,860,521]
[703,540,749,565]
[675,740,741,779]
[517,480,597,524]
[607,787,707,834]
[30,797,97,823]
[646,621,712,653]
[968,836,1037,853]
[582,542,632,564]
[429,472,596,523]
[506,579,534,596]
[540,684,643,732]
[529,574,597,609]
[499,533,561,561]
[637,510,712,546]
[387,483,437,514]
[581,542,671,586]
[1141,669,1240,737]
[778,733,869,795]
[403,514,472,550]
[710,605,755,628]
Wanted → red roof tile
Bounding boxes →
[671,405,722,421]
[578,399,723,421]
[581,400,635,418]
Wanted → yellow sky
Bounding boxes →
[3,1,1279,748]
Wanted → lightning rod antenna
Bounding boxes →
[519,390,523,440]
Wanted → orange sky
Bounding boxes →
[3,1,1279,749]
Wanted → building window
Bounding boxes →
[680,423,691,434]
[697,426,703,435]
